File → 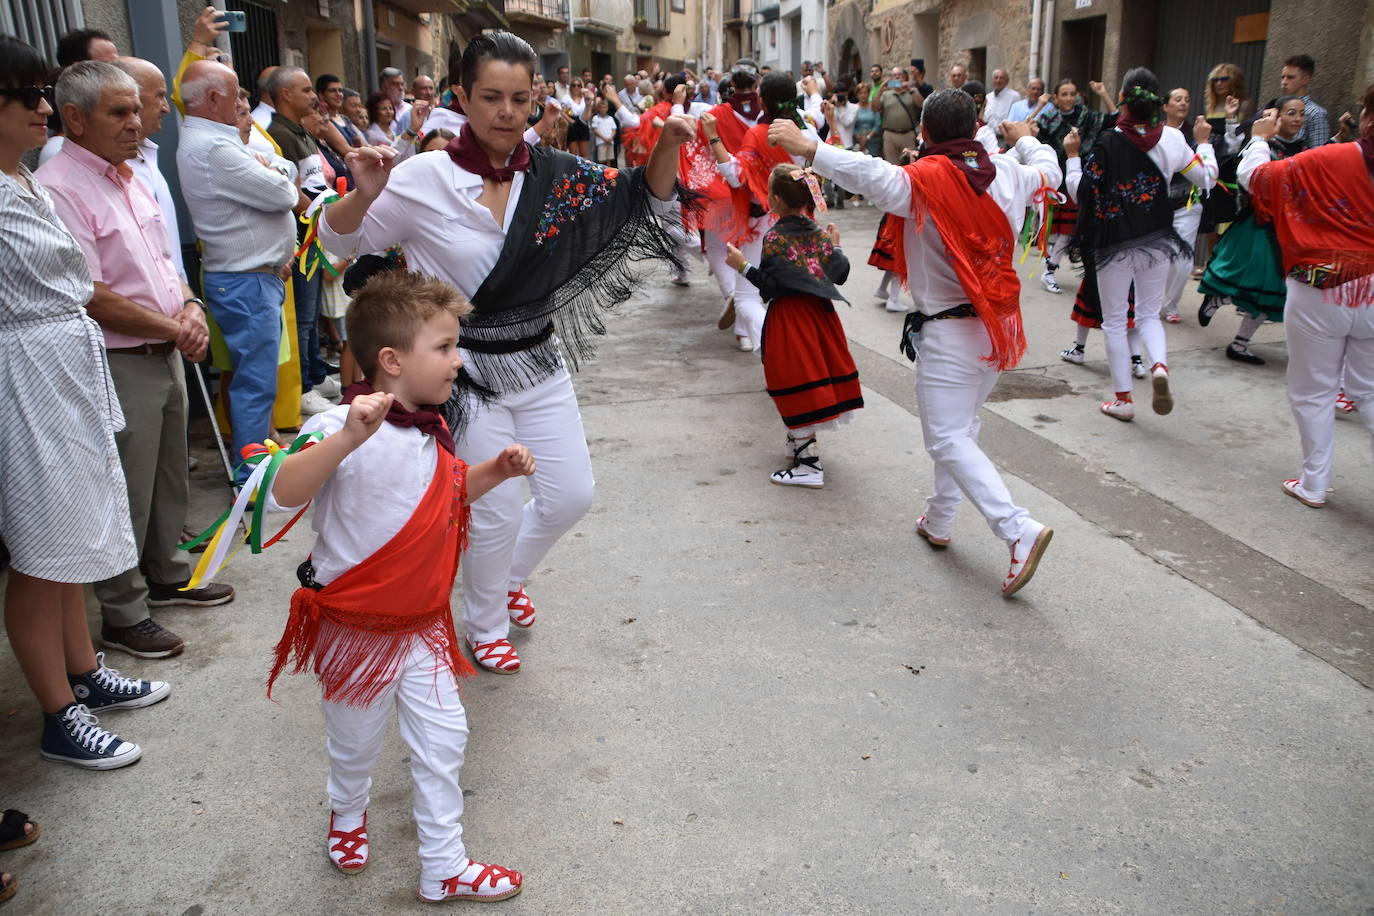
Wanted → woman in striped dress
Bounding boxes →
[0,36,163,773]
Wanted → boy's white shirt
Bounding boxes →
[268,406,439,586]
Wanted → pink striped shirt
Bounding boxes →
[36,140,183,349]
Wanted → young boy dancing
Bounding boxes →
[265,272,534,902]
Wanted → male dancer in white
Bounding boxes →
[770,91,1062,595]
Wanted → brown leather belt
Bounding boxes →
[108,342,175,356]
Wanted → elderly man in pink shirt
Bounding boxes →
[37,61,234,662]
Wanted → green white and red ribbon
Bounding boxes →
[178,432,324,588]
[294,177,349,281]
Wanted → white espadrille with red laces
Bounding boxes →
[327,811,369,873]
[419,858,523,902]
[468,637,520,674]
[915,515,950,548]
[507,588,536,629]
[1002,521,1054,597]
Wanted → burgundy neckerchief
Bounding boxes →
[1115,111,1164,152]
[445,122,530,184]
[728,91,760,120]
[919,137,996,195]
[341,381,454,455]
[446,96,466,116]
[1360,135,1374,183]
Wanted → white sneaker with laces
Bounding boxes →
[314,376,341,399]
[1041,271,1062,294]
[1003,520,1053,597]
[1060,344,1085,365]
[300,390,334,415]
[1150,364,1173,415]
[1131,357,1147,379]
[419,859,524,902]
[771,436,824,488]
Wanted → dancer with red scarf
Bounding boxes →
[703,72,825,353]
[1240,89,1374,508]
[770,90,1062,596]
[320,32,693,675]
[264,272,535,902]
[673,65,762,342]
[1069,68,1217,421]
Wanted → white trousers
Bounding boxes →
[1163,204,1203,317]
[731,215,771,351]
[1046,233,1072,269]
[1096,249,1171,393]
[322,642,468,882]
[1284,279,1374,493]
[703,230,736,302]
[913,318,1031,544]
[457,367,595,643]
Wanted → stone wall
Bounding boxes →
[862,0,1032,88]
[1264,0,1370,115]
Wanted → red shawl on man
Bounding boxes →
[1249,139,1374,306]
[626,99,672,166]
[887,141,1026,370]
[736,120,796,212]
[678,103,756,241]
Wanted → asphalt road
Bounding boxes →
[0,203,1370,914]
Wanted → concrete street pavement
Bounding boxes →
[0,203,1370,914]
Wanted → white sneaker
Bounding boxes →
[1002,520,1053,597]
[1131,357,1147,379]
[418,859,524,902]
[884,296,907,313]
[300,390,334,415]
[670,268,690,286]
[736,335,753,352]
[1060,344,1085,365]
[1041,271,1062,294]
[1100,398,1135,421]
[314,376,341,399]
[770,461,824,488]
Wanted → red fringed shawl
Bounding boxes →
[737,121,796,212]
[679,103,756,243]
[627,101,672,166]
[888,156,1026,370]
[267,446,474,706]
[1249,140,1374,305]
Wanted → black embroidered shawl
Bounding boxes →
[1072,130,1189,269]
[742,215,850,305]
[442,144,687,432]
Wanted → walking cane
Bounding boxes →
[190,360,236,486]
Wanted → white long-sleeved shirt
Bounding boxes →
[813,137,1063,315]
[176,115,299,272]
[393,106,542,164]
[1063,125,1216,201]
[1236,134,1277,192]
[318,142,676,301]
[983,87,1023,131]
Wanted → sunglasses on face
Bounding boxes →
[1,85,55,110]
[1211,76,1230,84]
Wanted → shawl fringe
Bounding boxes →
[267,592,473,708]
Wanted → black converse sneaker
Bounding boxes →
[40,703,142,770]
[68,652,170,711]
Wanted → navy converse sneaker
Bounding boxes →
[68,653,169,711]
[40,704,142,770]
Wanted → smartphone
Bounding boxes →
[216,10,247,32]
[887,79,902,89]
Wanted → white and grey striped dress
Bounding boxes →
[0,166,136,583]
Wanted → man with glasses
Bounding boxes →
[316,73,361,148]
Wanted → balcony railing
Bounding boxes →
[506,0,567,24]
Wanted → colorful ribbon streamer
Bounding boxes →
[293,178,349,281]
[178,432,324,588]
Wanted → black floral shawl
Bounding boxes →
[742,215,850,305]
[1072,130,1189,269]
[442,144,687,432]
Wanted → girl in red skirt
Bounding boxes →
[726,163,864,488]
